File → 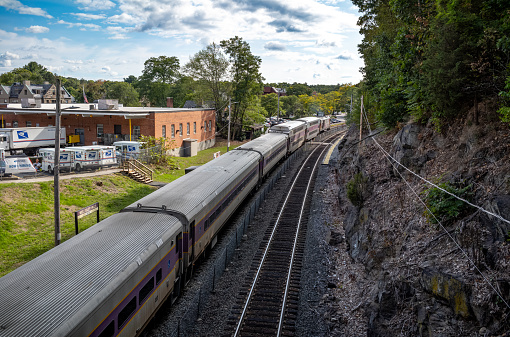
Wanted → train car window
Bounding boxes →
[139,277,155,305]
[156,268,163,285]
[118,296,137,328]
[98,321,115,337]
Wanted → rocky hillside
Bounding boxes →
[330,108,510,336]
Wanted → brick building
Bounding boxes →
[0,99,216,156]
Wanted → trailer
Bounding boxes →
[0,127,66,155]
[0,149,5,176]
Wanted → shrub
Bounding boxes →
[422,182,472,224]
[346,172,368,208]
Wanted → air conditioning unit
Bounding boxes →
[21,98,41,108]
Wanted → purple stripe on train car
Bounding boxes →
[90,242,180,337]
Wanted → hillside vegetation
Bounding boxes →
[352,0,510,130]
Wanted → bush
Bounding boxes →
[422,182,472,224]
[346,172,368,208]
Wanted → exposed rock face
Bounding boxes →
[331,116,510,336]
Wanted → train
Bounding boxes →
[0,116,331,337]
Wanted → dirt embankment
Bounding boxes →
[326,110,510,336]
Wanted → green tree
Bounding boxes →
[260,93,278,118]
[184,43,230,125]
[220,36,264,140]
[140,56,180,84]
[104,81,140,106]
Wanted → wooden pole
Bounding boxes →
[359,95,364,141]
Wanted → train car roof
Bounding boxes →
[0,212,181,336]
[128,149,260,221]
[297,116,320,123]
[234,133,287,157]
[269,120,305,133]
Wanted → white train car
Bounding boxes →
[269,120,306,154]
[234,132,288,178]
[319,116,331,132]
[297,117,321,140]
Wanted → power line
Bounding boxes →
[359,107,510,310]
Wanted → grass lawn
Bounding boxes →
[0,140,244,277]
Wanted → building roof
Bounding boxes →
[0,103,214,118]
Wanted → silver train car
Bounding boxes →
[0,116,330,337]
[269,120,307,153]
[297,116,321,140]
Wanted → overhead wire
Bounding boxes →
[358,105,510,310]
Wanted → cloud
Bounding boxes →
[106,26,130,40]
[74,0,115,11]
[268,19,305,33]
[336,53,353,60]
[65,59,84,64]
[218,0,316,22]
[0,51,20,66]
[57,20,101,31]
[264,41,286,51]
[316,40,337,47]
[26,25,50,34]
[0,0,53,18]
[70,13,106,20]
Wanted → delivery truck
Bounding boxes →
[0,127,66,155]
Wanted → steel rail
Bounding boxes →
[277,142,329,337]
[233,144,325,337]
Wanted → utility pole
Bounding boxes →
[277,89,280,122]
[359,95,364,141]
[54,78,61,246]
[227,97,231,152]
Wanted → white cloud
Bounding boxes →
[74,0,115,11]
[26,25,50,34]
[101,66,111,72]
[0,0,53,18]
[65,59,84,64]
[0,50,19,67]
[70,13,106,20]
[106,26,130,40]
[57,20,101,31]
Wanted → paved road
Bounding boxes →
[0,168,123,184]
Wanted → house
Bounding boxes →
[0,98,216,156]
[0,81,73,105]
[263,86,286,96]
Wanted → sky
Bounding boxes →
[0,0,364,85]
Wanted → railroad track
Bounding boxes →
[224,136,336,337]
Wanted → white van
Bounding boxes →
[113,141,141,159]
[38,148,74,173]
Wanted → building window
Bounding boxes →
[114,125,122,135]
[13,121,18,127]
[97,124,104,138]
[171,124,175,138]
[186,122,190,135]
[208,121,212,131]
[179,123,183,136]
[133,126,140,138]
[24,89,27,95]
[204,121,207,131]
[162,125,166,138]
[26,121,32,127]
[193,122,196,134]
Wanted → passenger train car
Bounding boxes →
[0,116,329,337]
[297,117,321,140]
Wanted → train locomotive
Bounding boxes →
[0,116,330,337]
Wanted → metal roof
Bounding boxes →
[128,149,260,220]
[0,212,181,336]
